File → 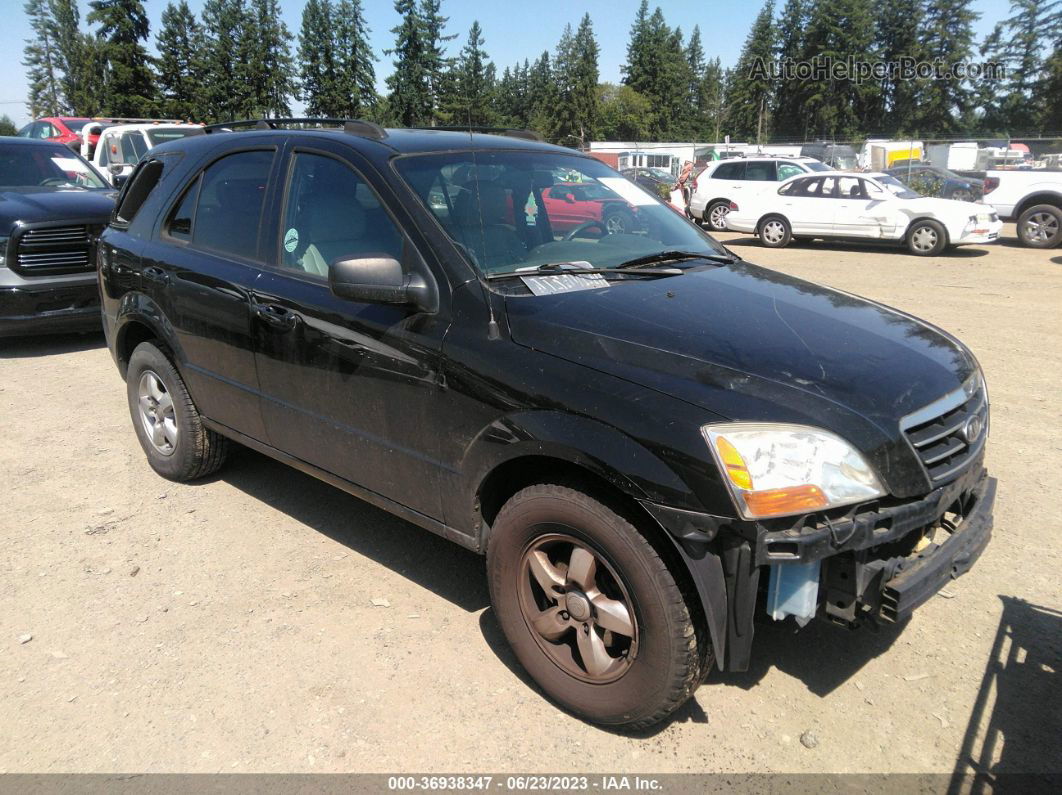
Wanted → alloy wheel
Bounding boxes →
[605,214,627,234]
[1024,212,1060,244]
[517,533,638,684]
[709,204,729,230]
[137,370,178,456]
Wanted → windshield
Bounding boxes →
[830,155,858,170]
[147,127,204,146]
[395,151,728,277]
[804,161,830,172]
[874,174,921,199]
[0,143,107,189]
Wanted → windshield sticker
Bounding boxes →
[521,273,608,296]
[283,228,299,252]
[598,177,657,206]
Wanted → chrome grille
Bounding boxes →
[14,224,96,274]
[901,376,988,483]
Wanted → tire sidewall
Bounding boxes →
[487,490,688,726]
[126,342,198,480]
[907,219,947,256]
[759,215,792,248]
[1018,204,1062,249]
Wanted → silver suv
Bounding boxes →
[691,156,828,231]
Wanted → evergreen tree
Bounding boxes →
[0,115,17,136]
[298,0,338,116]
[622,0,653,95]
[156,1,203,120]
[872,0,924,134]
[1042,47,1062,132]
[980,0,1055,133]
[702,58,726,142]
[335,0,377,116]
[553,14,599,147]
[772,0,809,137]
[200,0,249,121]
[527,50,557,136]
[239,0,295,118]
[87,0,156,116]
[797,0,877,139]
[386,0,432,126]
[420,0,457,124]
[441,20,495,126]
[913,0,979,135]
[23,0,63,118]
[725,1,776,141]
[49,0,88,114]
[685,25,709,137]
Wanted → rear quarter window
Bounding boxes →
[114,159,165,226]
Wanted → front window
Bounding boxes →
[0,143,107,189]
[147,127,205,146]
[395,151,728,277]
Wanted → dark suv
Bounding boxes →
[99,120,994,729]
[1,138,115,336]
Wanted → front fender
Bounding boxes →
[463,409,708,516]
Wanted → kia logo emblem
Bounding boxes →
[963,415,984,444]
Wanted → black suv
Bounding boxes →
[1,138,115,336]
[99,120,994,729]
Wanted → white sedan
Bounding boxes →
[724,171,1003,256]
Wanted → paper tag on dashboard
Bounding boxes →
[521,273,608,295]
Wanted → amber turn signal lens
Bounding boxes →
[743,484,828,517]
[715,437,752,490]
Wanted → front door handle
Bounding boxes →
[142,266,169,285]
[252,302,299,331]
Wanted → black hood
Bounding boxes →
[0,188,115,230]
[505,261,976,496]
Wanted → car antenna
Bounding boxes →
[464,108,501,340]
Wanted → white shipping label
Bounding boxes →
[521,273,608,295]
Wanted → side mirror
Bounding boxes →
[109,164,124,176]
[112,172,130,189]
[329,253,437,313]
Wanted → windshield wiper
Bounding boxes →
[615,250,736,269]
[485,261,683,280]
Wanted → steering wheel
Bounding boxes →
[39,177,74,187]
[564,220,608,241]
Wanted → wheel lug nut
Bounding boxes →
[559,611,569,620]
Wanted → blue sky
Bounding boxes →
[1,0,1014,127]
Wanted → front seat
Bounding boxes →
[452,182,527,271]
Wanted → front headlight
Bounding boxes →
[702,423,886,519]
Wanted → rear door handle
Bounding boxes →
[252,302,299,331]
[142,266,169,285]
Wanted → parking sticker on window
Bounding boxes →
[283,228,299,252]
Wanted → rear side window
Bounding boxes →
[192,150,273,259]
[745,161,775,181]
[777,162,804,180]
[792,177,824,197]
[114,159,165,225]
[165,176,201,241]
[713,162,745,180]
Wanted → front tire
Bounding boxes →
[906,219,947,256]
[603,208,634,235]
[487,484,707,729]
[126,341,229,481]
[758,215,792,248]
[1017,204,1062,248]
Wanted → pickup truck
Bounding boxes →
[982,169,1062,248]
[83,122,204,186]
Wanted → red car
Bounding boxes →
[541,182,637,235]
[17,117,103,151]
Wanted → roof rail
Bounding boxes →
[414,126,545,143]
[92,117,187,125]
[203,118,388,141]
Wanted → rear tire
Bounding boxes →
[487,484,707,729]
[758,215,792,248]
[906,219,947,256]
[126,341,229,481]
[705,200,730,231]
[1016,204,1062,248]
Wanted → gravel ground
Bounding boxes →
[1,224,1059,775]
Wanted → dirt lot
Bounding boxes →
[1,225,1060,776]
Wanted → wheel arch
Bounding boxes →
[1014,192,1062,219]
[113,293,187,380]
[903,215,951,246]
[756,212,790,234]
